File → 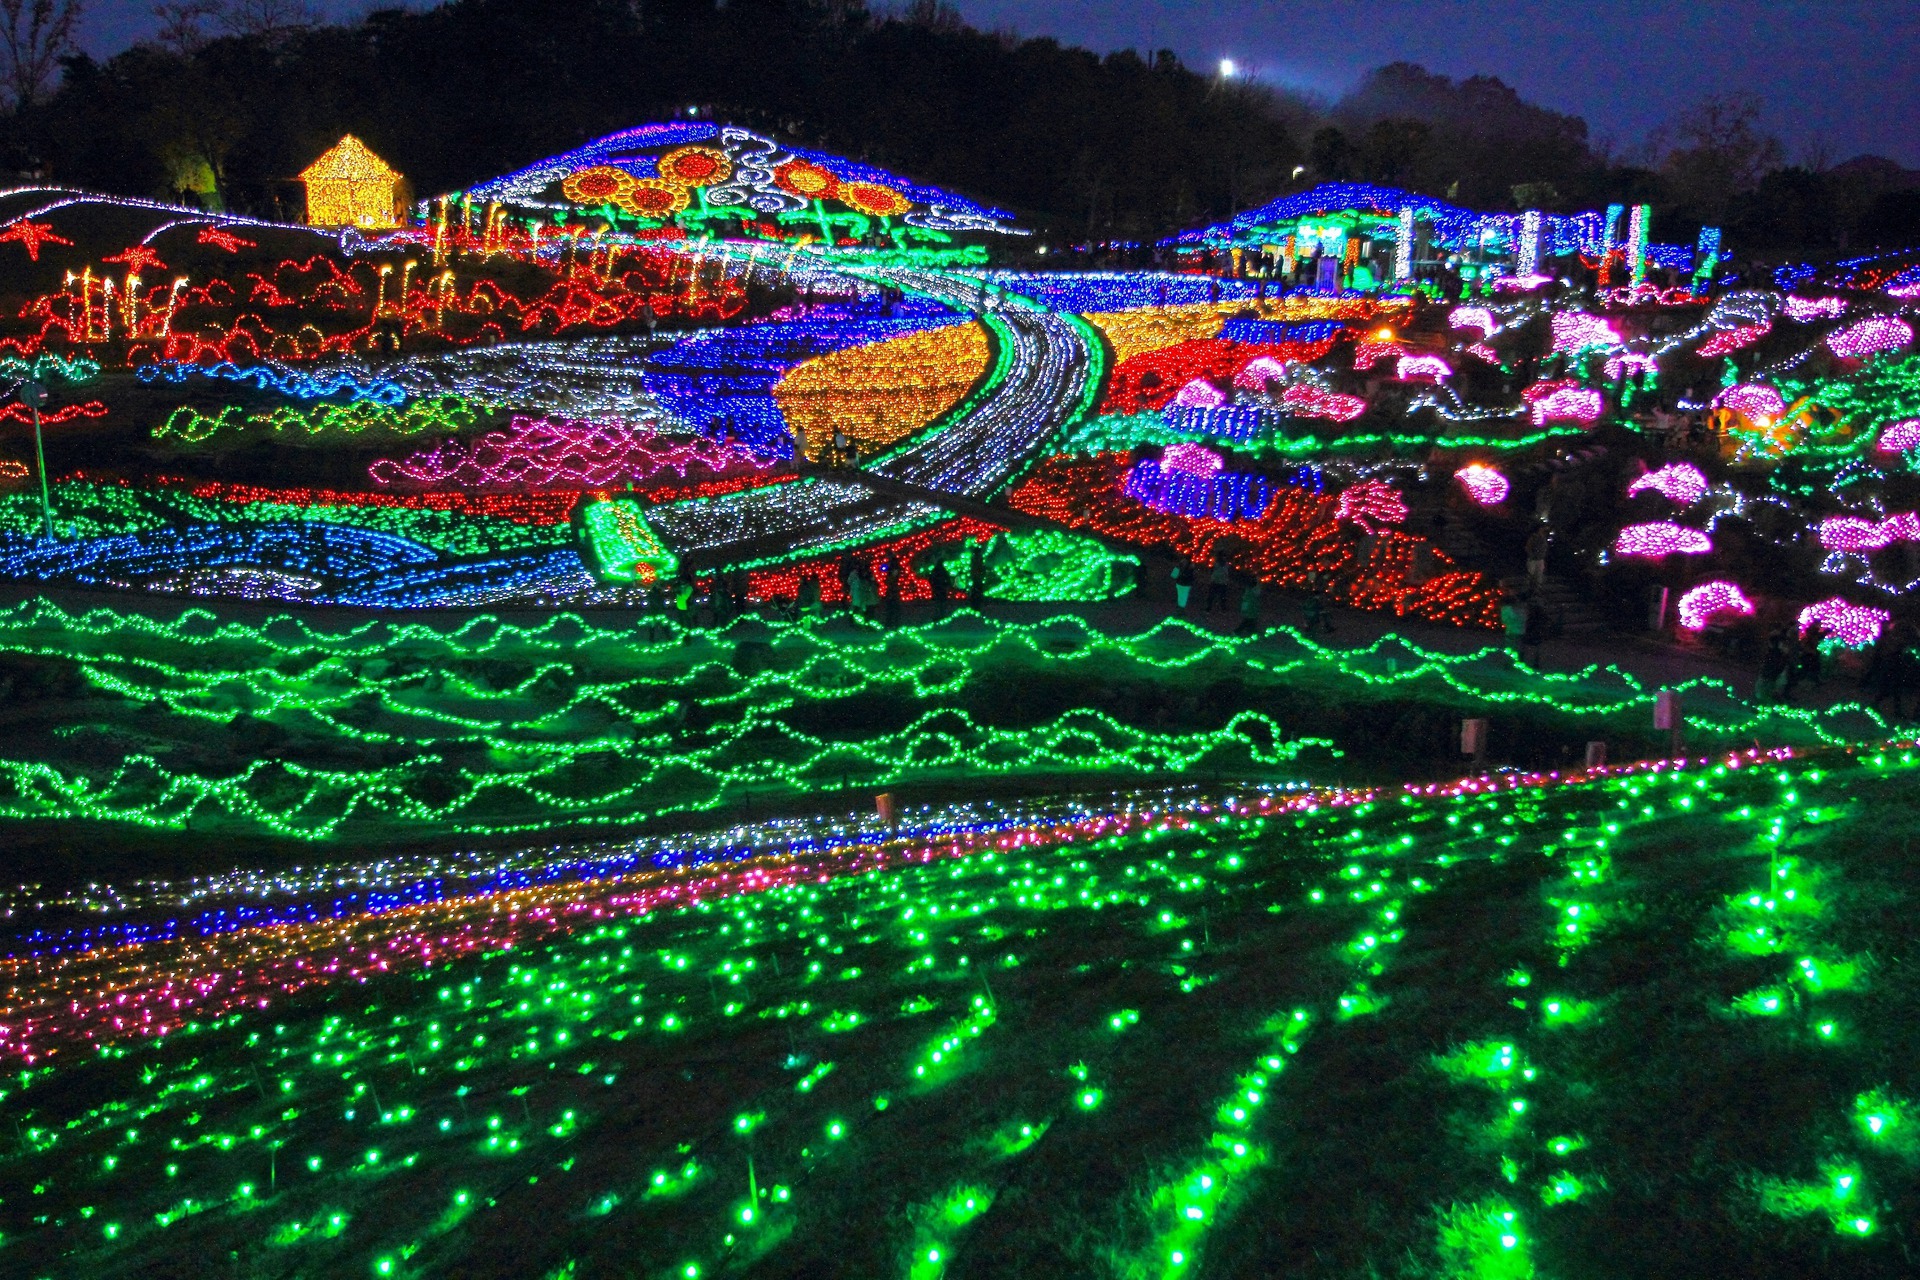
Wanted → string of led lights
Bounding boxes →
[3,739,1914,1276]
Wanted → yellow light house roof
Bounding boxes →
[299,135,399,184]
[299,135,404,229]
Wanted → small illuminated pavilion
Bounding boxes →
[299,135,406,229]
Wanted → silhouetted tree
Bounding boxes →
[0,1,1883,253]
[0,0,82,111]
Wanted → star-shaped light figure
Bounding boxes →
[197,225,257,253]
[0,220,73,262]
[103,245,167,273]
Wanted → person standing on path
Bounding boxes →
[1521,597,1545,666]
[881,557,902,629]
[1500,592,1525,653]
[1236,580,1264,635]
[928,559,952,614]
[1204,558,1233,612]
[1787,624,1825,700]
[1756,629,1791,704]
[1172,560,1196,610]
[1525,525,1550,590]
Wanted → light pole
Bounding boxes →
[19,381,53,541]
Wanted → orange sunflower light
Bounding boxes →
[840,182,911,218]
[617,179,691,219]
[562,166,636,205]
[774,160,839,200]
[656,145,732,189]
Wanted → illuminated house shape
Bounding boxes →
[299,135,406,229]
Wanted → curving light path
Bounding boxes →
[642,259,1102,571]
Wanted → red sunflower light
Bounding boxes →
[561,166,636,205]
[656,146,732,189]
[617,179,691,219]
[773,160,838,200]
[840,182,911,217]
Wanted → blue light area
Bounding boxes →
[1217,318,1345,345]
[10,805,1080,956]
[1162,182,1474,247]
[641,315,963,457]
[1159,404,1277,443]
[0,523,439,585]
[0,526,644,609]
[1775,262,1821,291]
[1161,181,1696,266]
[1123,456,1273,521]
[332,549,606,609]
[135,359,410,405]
[984,271,1262,311]
[1773,248,1920,293]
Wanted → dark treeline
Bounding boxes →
[5,0,1919,254]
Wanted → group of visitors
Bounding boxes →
[1753,622,1920,718]
[1754,626,1824,705]
[1500,590,1550,666]
[1170,556,1276,636]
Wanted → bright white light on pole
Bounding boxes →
[1219,58,1237,78]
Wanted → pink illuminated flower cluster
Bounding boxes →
[1798,596,1890,648]
[1234,355,1290,391]
[1817,511,1920,552]
[1395,354,1453,381]
[1712,383,1786,421]
[370,415,773,491]
[1551,311,1621,353]
[1454,463,1509,506]
[1783,295,1847,321]
[1334,478,1408,533]
[1697,323,1770,357]
[1604,352,1658,379]
[1626,462,1710,505]
[1612,522,1713,557]
[1464,342,1501,364]
[1171,377,1228,408]
[1491,274,1553,292]
[1677,581,1755,631]
[1352,340,1406,371]
[1448,305,1499,335]
[1160,441,1225,476]
[1282,384,1368,422]
[1874,420,1920,455]
[1525,382,1604,425]
[1826,316,1914,360]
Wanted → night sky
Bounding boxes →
[76,0,1919,167]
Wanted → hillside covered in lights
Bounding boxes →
[1,105,1920,1280]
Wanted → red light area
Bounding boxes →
[0,401,107,425]
[1008,453,1499,629]
[7,234,748,364]
[743,517,1003,603]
